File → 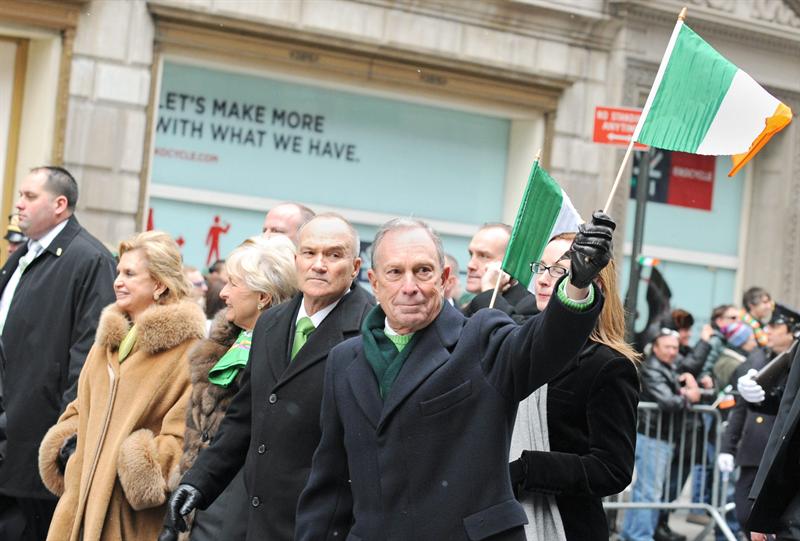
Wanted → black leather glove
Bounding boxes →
[57,434,77,474]
[166,484,204,532]
[569,210,616,289]
[157,526,179,541]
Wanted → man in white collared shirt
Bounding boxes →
[0,167,115,541]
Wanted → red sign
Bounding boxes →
[667,152,715,211]
[593,106,648,149]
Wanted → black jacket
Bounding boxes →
[514,342,639,540]
[0,216,116,498]
[181,285,374,540]
[463,282,537,322]
[295,285,603,541]
[747,341,800,533]
[721,348,777,467]
[638,354,711,442]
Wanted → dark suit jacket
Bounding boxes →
[0,216,115,498]
[516,342,639,540]
[463,282,537,322]
[747,341,800,533]
[182,285,374,541]
[295,285,602,541]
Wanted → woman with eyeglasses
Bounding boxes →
[508,232,640,541]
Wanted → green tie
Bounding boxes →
[291,317,315,360]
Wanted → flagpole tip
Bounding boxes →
[678,6,687,21]
[535,148,542,162]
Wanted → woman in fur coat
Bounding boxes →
[164,235,297,541]
[38,231,206,541]
[508,233,641,541]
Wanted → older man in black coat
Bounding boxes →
[295,213,614,540]
[0,167,116,541]
[165,214,374,541]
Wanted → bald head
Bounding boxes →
[262,202,315,244]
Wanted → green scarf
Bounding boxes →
[208,330,252,387]
[118,325,137,363]
[360,305,418,399]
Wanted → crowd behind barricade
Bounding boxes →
[0,166,797,541]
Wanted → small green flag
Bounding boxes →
[501,159,582,292]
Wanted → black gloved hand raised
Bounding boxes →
[57,434,77,474]
[166,484,204,532]
[569,211,616,289]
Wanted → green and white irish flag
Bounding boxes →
[501,159,581,293]
[633,16,792,177]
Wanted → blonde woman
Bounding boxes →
[38,231,206,540]
[166,235,297,541]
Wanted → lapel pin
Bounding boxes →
[56,248,63,256]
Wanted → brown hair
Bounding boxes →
[118,231,190,304]
[551,232,640,364]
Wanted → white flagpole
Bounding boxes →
[602,6,688,213]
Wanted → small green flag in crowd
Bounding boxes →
[501,158,581,293]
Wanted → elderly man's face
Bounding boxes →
[295,217,360,314]
[369,227,448,335]
[652,334,680,365]
[263,204,304,244]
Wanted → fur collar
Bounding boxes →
[95,300,206,355]
[186,311,241,385]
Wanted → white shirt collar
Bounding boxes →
[384,319,400,336]
[296,292,347,328]
[31,219,69,253]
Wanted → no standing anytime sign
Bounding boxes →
[593,106,648,149]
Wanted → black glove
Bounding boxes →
[157,526,179,541]
[57,434,77,474]
[569,210,616,289]
[509,451,529,498]
[166,484,204,532]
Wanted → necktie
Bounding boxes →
[291,317,315,360]
[18,241,42,273]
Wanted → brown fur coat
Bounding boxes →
[39,300,205,541]
[173,311,244,484]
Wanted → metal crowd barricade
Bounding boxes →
[603,401,736,541]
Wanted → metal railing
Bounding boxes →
[603,401,737,541]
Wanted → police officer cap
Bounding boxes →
[769,303,800,331]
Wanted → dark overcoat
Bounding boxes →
[295,286,603,541]
[747,342,800,533]
[181,285,374,540]
[0,216,115,498]
[516,342,640,540]
[463,282,537,322]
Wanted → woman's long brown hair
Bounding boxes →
[552,232,640,364]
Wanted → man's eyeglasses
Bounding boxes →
[530,261,569,278]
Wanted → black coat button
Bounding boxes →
[258,444,266,454]
[268,393,277,404]
[251,496,260,507]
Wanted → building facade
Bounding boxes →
[1,0,798,327]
